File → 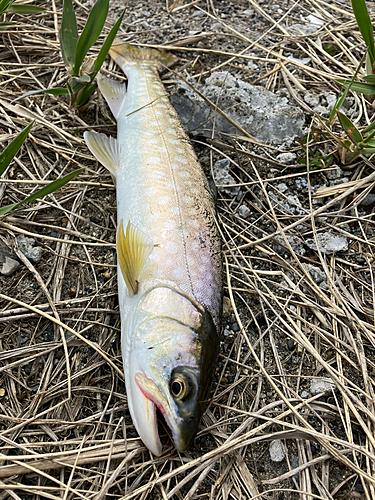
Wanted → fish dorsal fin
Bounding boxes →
[117,219,154,296]
[83,131,122,176]
[97,74,126,119]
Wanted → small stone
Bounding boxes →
[232,322,240,332]
[104,272,111,280]
[326,167,345,180]
[303,264,328,289]
[0,245,20,276]
[359,193,375,207]
[301,391,308,399]
[291,457,299,480]
[287,339,295,351]
[213,159,239,197]
[16,234,42,263]
[304,93,320,107]
[305,233,348,255]
[277,183,289,193]
[273,234,306,256]
[0,389,5,397]
[310,377,336,395]
[210,22,222,31]
[192,10,205,17]
[238,204,251,219]
[276,152,296,164]
[269,440,286,462]
[69,287,76,297]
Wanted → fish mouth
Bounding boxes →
[134,372,181,455]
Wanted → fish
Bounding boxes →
[84,42,222,456]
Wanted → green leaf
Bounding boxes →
[363,74,375,83]
[6,5,44,13]
[0,21,15,30]
[351,0,375,65]
[59,0,78,74]
[0,122,33,176]
[75,83,97,107]
[92,9,125,76]
[15,87,69,101]
[339,79,375,95]
[73,0,109,76]
[68,76,91,95]
[0,0,13,14]
[330,53,366,120]
[336,110,363,144]
[363,147,375,153]
[0,169,81,216]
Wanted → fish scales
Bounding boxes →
[84,42,222,456]
[117,61,221,327]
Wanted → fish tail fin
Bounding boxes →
[109,41,178,72]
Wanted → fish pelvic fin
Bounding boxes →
[97,74,126,120]
[117,219,154,297]
[83,131,122,176]
[109,41,178,72]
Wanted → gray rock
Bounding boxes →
[192,9,206,17]
[303,263,328,289]
[16,234,42,263]
[171,71,305,144]
[0,245,20,276]
[277,182,289,193]
[359,193,375,207]
[210,22,222,31]
[288,23,320,36]
[305,233,348,255]
[295,177,308,190]
[304,93,320,107]
[277,152,296,164]
[310,377,336,395]
[213,159,239,197]
[273,234,306,256]
[238,204,251,219]
[269,439,286,462]
[326,167,345,180]
[301,390,308,399]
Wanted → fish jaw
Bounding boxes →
[126,368,162,456]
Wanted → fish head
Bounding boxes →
[125,292,218,456]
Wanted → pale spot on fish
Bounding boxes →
[165,241,178,254]
[173,267,185,279]
[176,156,188,164]
[157,146,168,154]
[164,219,177,230]
[165,128,176,136]
[152,170,165,179]
[178,171,189,179]
[148,212,160,223]
[146,186,157,196]
[147,156,162,164]
[171,206,180,215]
[158,195,171,205]
[182,195,193,205]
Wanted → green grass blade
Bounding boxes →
[74,83,97,107]
[338,79,375,95]
[6,5,44,13]
[0,122,33,176]
[15,87,69,101]
[60,0,78,74]
[0,0,13,14]
[351,0,375,65]
[73,0,109,76]
[336,110,363,144]
[0,169,82,216]
[92,9,125,76]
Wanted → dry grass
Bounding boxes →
[1,0,375,498]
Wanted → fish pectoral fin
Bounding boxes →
[117,219,154,296]
[97,74,126,120]
[83,131,122,176]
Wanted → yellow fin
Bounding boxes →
[97,73,126,120]
[117,220,154,296]
[84,131,122,176]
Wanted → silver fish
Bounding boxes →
[84,42,222,456]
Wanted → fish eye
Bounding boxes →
[170,375,191,401]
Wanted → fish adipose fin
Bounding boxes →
[117,219,154,296]
[109,41,178,72]
[83,131,122,176]
[97,74,126,120]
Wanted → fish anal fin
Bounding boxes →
[83,131,122,176]
[117,220,154,296]
[97,74,126,120]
